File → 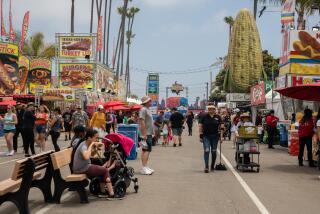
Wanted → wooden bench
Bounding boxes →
[50,148,89,204]
[0,158,35,214]
[0,151,55,214]
[30,151,54,202]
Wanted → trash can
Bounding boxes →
[117,124,139,160]
[279,124,288,147]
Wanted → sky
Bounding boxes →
[9,0,319,104]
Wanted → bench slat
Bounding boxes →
[50,148,73,170]
[11,158,28,180]
[65,174,87,182]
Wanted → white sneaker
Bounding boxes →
[140,167,152,175]
[146,167,154,173]
[6,151,14,156]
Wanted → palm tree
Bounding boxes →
[125,7,140,97]
[224,16,234,39]
[23,32,56,59]
[71,0,75,33]
[259,0,318,30]
[254,0,258,19]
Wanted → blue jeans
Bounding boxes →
[203,135,219,169]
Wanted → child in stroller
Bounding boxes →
[89,133,139,198]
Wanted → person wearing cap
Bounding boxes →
[265,110,279,149]
[199,105,223,173]
[22,103,36,157]
[139,96,154,175]
[71,105,89,129]
[90,105,106,138]
[13,103,25,152]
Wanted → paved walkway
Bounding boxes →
[0,128,319,214]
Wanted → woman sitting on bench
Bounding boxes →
[72,128,118,199]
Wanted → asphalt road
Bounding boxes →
[0,127,319,214]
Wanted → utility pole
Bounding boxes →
[210,71,212,93]
[206,82,209,103]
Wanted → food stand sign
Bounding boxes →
[59,63,94,89]
[0,42,19,95]
[288,31,320,64]
[250,82,265,106]
[42,89,75,101]
[288,74,320,87]
[147,73,159,115]
[29,58,52,94]
[96,64,115,92]
[18,56,29,93]
[171,81,183,95]
[58,36,95,59]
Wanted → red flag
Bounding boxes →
[9,0,14,42]
[19,11,30,53]
[0,0,6,36]
[96,16,103,51]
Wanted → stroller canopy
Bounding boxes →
[106,133,135,156]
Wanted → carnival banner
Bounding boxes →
[97,16,103,52]
[9,0,14,42]
[280,0,296,66]
[42,88,75,101]
[0,42,19,95]
[58,36,95,59]
[29,58,52,94]
[0,0,6,36]
[19,11,30,53]
[59,63,94,89]
[96,63,115,91]
[18,56,29,93]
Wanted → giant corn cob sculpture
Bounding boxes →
[224,8,264,93]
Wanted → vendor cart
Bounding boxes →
[236,126,260,172]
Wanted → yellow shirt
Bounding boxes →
[90,112,106,129]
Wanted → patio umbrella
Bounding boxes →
[275,83,320,101]
[0,100,16,106]
[130,104,142,111]
[103,101,125,109]
[111,105,130,111]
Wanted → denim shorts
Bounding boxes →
[172,128,183,136]
[142,135,153,152]
[203,135,219,153]
[4,129,16,134]
[36,125,46,133]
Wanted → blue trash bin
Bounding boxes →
[118,124,139,160]
[279,124,288,147]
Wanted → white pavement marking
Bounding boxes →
[218,150,270,214]
[34,192,72,214]
[0,158,19,165]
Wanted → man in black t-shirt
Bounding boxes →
[63,107,73,141]
[169,108,185,147]
[22,103,36,157]
[199,105,223,173]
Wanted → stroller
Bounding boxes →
[89,133,139,198]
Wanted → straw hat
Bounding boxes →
[141,96,152,105]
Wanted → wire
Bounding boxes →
[130,65,220,75]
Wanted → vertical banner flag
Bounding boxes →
[280,0,296,65]
[0,0,6,36]
[281,0,296,25]
[97,16,103,52]
[9,0,14,41]
[19,11,30,53]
